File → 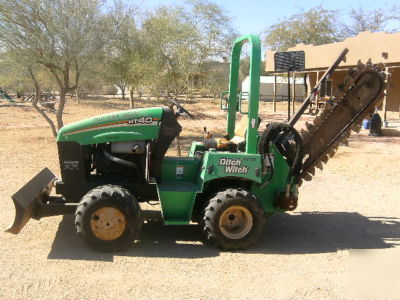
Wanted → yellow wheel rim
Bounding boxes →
[90,207,127,241]
[219,206,253,239]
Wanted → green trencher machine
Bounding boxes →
[5,34,385,251]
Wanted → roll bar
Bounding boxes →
[226,35,261,154]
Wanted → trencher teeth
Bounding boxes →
[298,63,385,185]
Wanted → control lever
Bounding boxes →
[203,127,212,139]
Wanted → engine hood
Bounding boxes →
[57,107,164,145]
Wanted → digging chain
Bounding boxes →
[298,61,386,185]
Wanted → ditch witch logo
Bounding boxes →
[219,158,248,174]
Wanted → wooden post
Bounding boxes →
[382,66,389,127]
[292,73,296,113]
[129,90,134,109]
[273,74,277,112]
[306,73,311,110]
[316,71,320,112]
[304,73,309,95]
[287,71,291,120]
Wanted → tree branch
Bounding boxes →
[27,66,58,137]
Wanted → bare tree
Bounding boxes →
[0,0,126,135]
[142,0,237,99]
[341,6,396,37]
[264,7,340,50]
[263,5,400,51]
[104,2,138,103]
[27,65,58,137]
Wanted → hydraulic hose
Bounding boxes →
[258,123,303,185]
[103,149,140,178]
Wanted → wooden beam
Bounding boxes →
[382,66,389,127]
[292,73,296,113]
[304,73,309,96]
[306,73,311,105]
[316,71,320,112]
[273,74,277,112]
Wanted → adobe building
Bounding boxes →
[265,31,400,123]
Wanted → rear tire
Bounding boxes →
[75,185,142,252]
[202,188,265,250]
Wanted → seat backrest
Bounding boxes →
[234,115,248,138]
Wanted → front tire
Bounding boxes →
[202,188,265,250]
[75,185,142,252]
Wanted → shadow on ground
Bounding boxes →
[47,211,400,262]
[0,103,36,111]
[382,128,400,137]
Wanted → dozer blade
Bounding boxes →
[6,168,56,234]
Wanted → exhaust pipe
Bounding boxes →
[6,168,56,234]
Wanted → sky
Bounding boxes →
[141,0,400,35]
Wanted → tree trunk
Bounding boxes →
[175,135,181,157]
[56,89,66,130]
[129,89,134,109]
[28,68,58,137]
[75,88,80,104]
[120,86,126,100]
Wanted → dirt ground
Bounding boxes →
[1,98,400,299]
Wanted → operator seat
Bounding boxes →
[224,114,248,145]
[203,115,255,150]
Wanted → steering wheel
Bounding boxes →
[169,99,194,119]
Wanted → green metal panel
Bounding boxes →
[201,150,262,183]
[157,157,202,224]
[251,146,291,213]
[57,107,163,145]
[160,157,201,183]
[156,183,200,225]
[226,34,261,154]
[188,141,206,157]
